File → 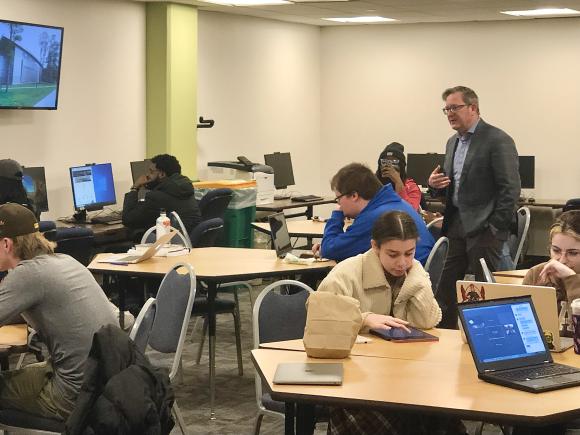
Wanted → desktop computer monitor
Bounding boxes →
[21,167,49,212]
[130,159,152,184]
[519,156,535,189]
[407,153,446,186]
[264,152,295,190]
[69,163,117,212]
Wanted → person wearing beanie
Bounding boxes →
[0,203,118,421]
[375,142,422,210]
[0,159,36,217]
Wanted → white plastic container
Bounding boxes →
[156,209,171,241]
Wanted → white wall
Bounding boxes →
[1,0,146,220]
[197,11,322,197]
[321,18,580,201]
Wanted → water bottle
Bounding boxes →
[571,298,580,355]
[156,209,170,242]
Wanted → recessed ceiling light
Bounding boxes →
[323,16,397,23]
[202,0,291,5]
[501,8,580,17]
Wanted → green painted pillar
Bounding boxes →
[146,2,198,179]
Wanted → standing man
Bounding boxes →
[429,86,520,328]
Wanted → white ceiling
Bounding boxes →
[130,0,580,26]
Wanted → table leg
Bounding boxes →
[305,205,314,220]
[117,276,126,330]
[296,403,316,435]
[207,281,217,420]
[285,402,296,435]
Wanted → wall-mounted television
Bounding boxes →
[0,19,64,110]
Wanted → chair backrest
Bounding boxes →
[252,279,313,410]
[170,211,192,248]
[424,236,449,296]
[51,227,95,266]
[563,198,580,212]
[426,216,444,240]
[141,225,190,247]
[129,297,157,354]
[39,220,56,232]
[479,257,496,283]
[189,218,224,248]
[198,188,233,221]
[148,263,196,381]
[509,206,531,266]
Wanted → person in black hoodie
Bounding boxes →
[0,159,37,217]
[122,154,201,238]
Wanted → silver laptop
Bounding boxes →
[273,362,343,385]
[268,212,314,259]
[458,296,580,393]
[101,230,175,264]
[456,281,573,352]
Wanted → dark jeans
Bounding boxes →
[436,213,503,329]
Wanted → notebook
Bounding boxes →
[456,281,573,352]
[100,230,175,264]
[458,296,580,393]
[268,212,314,259]
[273,363,343,385]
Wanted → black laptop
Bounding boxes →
[268,212,313,259]
[458,296,580,393]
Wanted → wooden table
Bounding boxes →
[89,247,335,418]
[252,330,580,434]
[0,324,29,370]
[256,197,335,220]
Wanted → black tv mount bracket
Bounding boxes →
[197,116,214,129]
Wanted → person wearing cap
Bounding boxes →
[0,159,36,217]
[375,142,422,211]
[0,203,118,420]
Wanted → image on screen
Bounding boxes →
[0,19,64,109]
[22,166,48,212]
[463,302,546,364]
[264,152,295,190]
[69,163,116,211]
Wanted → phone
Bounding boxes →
[370,326,439,343]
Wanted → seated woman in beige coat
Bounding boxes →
[318,210,442,334]
[523,210,580,316]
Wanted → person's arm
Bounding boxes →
[320,211,372,261]
[399,180,422,210]
[0,265,42,325]
[121,190,158,230]
[488,135,520,231]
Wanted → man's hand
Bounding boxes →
[428,165,451,189]
[132,174,150,190]
[312,243,321,256]
[538,259,575,285]
[381,166,404,192]
[363,313,411,332]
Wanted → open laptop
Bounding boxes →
[456,281,573,352]
[273,362,343,385]
[100,230,175,264]
[268,212,314,259]
[458,296,580,393]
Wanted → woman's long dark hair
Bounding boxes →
[372,211,418,247]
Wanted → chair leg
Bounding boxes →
[254,412,264,435]
[196,317,208,365]
[173,401,187,434]
[233,288,242,331]
[189,316,202,343]
[233,310,243,376]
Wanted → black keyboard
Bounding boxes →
[91,215,122,225]
[496,364,580,381]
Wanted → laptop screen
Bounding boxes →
[268,212,292,256]
[461,300,547,365]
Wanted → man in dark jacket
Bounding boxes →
[122,154,201,237]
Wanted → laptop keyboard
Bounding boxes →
[496,364,580,381]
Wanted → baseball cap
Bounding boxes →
[0,159,24,180]
[0,203,39,238]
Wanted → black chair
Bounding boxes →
[198,188,233,221]
[189,218,224,247]
[46,227,95,266]
[479,258,496,283]
[564,198,580,212]
[424,236,449,297]
[39,220,56,232]
[426,216,443,240]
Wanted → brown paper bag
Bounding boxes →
[303,292,362,358]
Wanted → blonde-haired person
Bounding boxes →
[0,203,119,421]
[318,211,461,435]
[523,210,580,314]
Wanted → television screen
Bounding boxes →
[22,166,49,212]
[0,19,64,109]
[69,163,116,211]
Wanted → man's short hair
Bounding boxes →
[330,163,383,200]
[442,86,479,109]
[151,154,181,176]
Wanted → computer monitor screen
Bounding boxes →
[264,152,295,190]
[130,159,151,184]
[519,156,535,189]
[22,166,48,212]
[69,163,116,211]
[406,153,446,186]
